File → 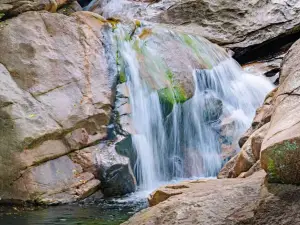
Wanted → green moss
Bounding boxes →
[267,158,278,180]
[158,69,187,115]
[158,86,187,116]
[119,70,127,83]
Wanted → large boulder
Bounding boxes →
[123,170,300,225]
[0,11,118,203]
[95,139,137,197]
[261,39,300,184]
[92,0,300,61]
[70,141,137,197]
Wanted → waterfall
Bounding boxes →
[113,23,274,190]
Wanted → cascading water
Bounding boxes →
[112,22,274,190]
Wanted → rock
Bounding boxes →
[0,0,74,17]
[96,139,137,196]
[70,140,137,197]
[123,170,300,225]
[242,55,283,85]
[57,1,83,15]
[123,171,266,225]
[115,83,135,135]
[69,146,98,175]
[18,140,71,169]
[115,23,227,103]
[238,160,261,178]
[115,136,137,171]
[65,128,90,150]
[4,155,100,204]
[261,39,300,184]
[203,96,223,122]
[0,62,62,190]
[148,183,190,207]
[219,123,269,178]
[0,11,117,203]
[94,0,300,61]
[217,154,238,179]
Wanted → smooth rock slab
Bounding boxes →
[7,155,100,204]
[123,171,266,225]
[123,171,300,225]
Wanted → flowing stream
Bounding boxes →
[114,23,274,190]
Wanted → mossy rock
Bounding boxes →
[158,86,187,116]
[261,140,300,184]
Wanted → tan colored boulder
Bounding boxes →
[261,39,300,184]
[238,160,261,178]
[148,185,187,207]
[0,11,117,203]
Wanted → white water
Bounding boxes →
[114,24,274,191]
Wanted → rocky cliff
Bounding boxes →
[0,2,137,204]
